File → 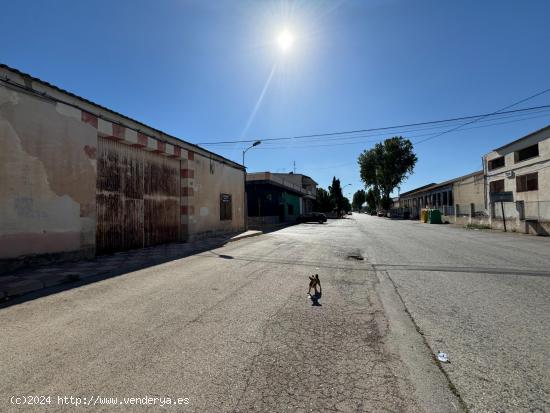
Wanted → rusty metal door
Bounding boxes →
[96,138,180,254]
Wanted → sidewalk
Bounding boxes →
[0,230,262,304]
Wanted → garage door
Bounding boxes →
[96,138,180,254]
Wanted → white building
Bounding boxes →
[484,125,550,235]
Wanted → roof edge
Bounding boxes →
[0,63,243,170]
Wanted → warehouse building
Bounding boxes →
[397,170,485,224]
[0,64,245,271]
[484,124,550,235]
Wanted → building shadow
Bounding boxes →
[0,232,243,309]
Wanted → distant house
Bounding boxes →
[245,172,317,228]
[483,124,550,235]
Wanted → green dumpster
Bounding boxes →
[428,209,442,224]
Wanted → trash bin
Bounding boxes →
[428,209,442,224]
[420,209,429,223]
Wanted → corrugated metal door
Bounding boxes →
[96,138,180,254]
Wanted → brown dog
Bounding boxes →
[307,274,320,296]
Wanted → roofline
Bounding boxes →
[270,172,318,186]
[245,179,305,197]
[492,124,550,152]
[399,183,437,197]
[400,170,483,198]
[0,63,243,170]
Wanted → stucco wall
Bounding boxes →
[0,65,246,268]
[0,82,97,262]
[452,173,485,208]
[485,129,550,204]
[189,152,245,238]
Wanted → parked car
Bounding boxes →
[297,212,327,224]
[377,210,386,217]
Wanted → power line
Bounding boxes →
[413,87,550,145]
[241,110,550,150]
[197,103,550,146]
[204,107,550,148]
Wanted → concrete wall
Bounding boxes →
[452,172,485,208]
[0,65,245,270]
[0,78,97,266]
[187,152,245,239]
[484,127,550,234]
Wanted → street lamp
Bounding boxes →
[243,140,261,231]
[243,140,261,167]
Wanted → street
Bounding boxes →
[1,215,549,412]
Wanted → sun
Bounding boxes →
[277,29,294,52]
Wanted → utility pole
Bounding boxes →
[293,161,296,173]
[242,140,261,231]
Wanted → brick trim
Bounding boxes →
[181,205,195,215]
[181,169,194,179]
[181,187,194,197]
[81,111,98,128]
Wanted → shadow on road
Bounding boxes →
[0,234,241,309]
[310,289,323,306]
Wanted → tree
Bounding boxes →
[358,136,417,209]
[365,188,378,211]
[328,177,346,215]
[352,189,366,211]
[342,197,352,213]
[314,187,334,213]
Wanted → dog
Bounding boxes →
[307,274,321,297]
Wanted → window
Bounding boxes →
[515,144,539,163]
[516,173,538,192]
[489,179,505,193]
[488,156,505,170]
[443,192,448,206]
[448,191,453,206]
[220,193,232,220]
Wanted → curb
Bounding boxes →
[228,231,263,242]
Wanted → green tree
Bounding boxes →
[352,189,366,211]
[365,188,378,211]
[314,187,334,213]
[342,197,352,213]
[328,176,346,215]
[358,137,417,209]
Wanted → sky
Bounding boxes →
[2,0,550,200]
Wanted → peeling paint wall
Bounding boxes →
[0,81,97,261]
[0,65,246,267]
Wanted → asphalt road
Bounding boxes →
[1,215,548,412]
[355,214,550,413]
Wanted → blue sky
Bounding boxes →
[2,0,550,199]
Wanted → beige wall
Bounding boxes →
[452,173,485,208]
[0,82,97,261]
[0,65,246,267]
[485,128,550,203]
[190,153,245,238]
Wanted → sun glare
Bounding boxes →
[277,29,294,52]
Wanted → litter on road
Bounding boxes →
[437,351,450,363]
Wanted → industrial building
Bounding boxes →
[484,124,550,235]
[246,172,317,228]
[397,171,485,224]
[0,64,245,272]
